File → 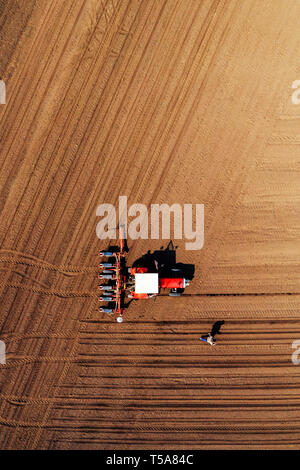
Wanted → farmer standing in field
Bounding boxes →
[200,333,216,346]
[200,320,225,346]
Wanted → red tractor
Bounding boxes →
[98,235,190,322]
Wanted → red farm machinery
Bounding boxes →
[98,235,191,322]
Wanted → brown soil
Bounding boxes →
[0,0,300,449]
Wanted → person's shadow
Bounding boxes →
[210,320,225,337]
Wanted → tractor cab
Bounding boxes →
[128,269,158,299]
[127,267,189,299]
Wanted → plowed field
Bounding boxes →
[0,0,300,449]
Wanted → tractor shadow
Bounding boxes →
[132,240,195,281]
